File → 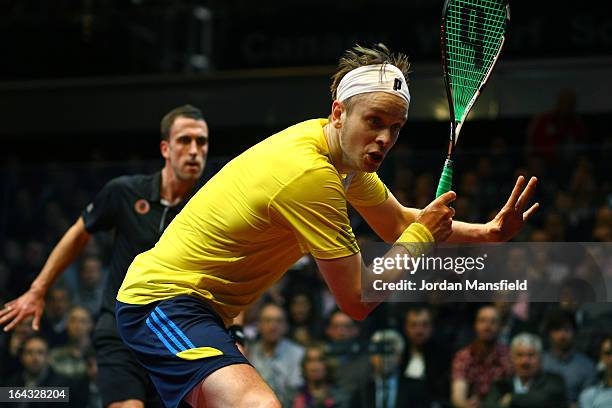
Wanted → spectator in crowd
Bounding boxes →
[544,212,568,242]
[527,89,588,164]
[50,305,94,379]
[23,241,48,285]
[73,256,105,318]
[482,333,568,408]
[349,329,412,408]
[401,304,452,407]
[40,286,71,347]
[84,346,103,408]
[0,317,36,379]
[287,292,322,346]
[579,334,612,408]
[248,302,305,407]
[592,205,611,242]
[493,298,535,346]
[293,344,343,408]
[3,335,88,407]
[324,310,370,401]
[542,309,596,406]
[451,305,513,408]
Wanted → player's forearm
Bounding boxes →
[395,206,420,239]
[447,220,490,243]
[361,243,413,291]
[403,205,490,243]
[30,217,91,293]
[451,380,471,408]
[354,246,411,319]
[357,224,434,318]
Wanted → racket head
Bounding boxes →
[441,0,510,145]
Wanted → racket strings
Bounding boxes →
[444,0,507,123]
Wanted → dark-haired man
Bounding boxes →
[542,310,596,406]
[1,105,209,408]
[401,305,452,407]
[452,305,513,408]
[3,335,89,407]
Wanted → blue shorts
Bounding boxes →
[116,295,250,408]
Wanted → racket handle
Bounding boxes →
[436,159,454,198]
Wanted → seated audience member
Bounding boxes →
[526,89,587,164]
[293,344,343,408]
[288,292,322,346]
[73,256,105,318]
[493,296,535,346]
[542,310,596,405]
[40,285,71,347]
[401,305,452,407]
[452,305,513,408]
[49,305,94,379]
[83,346,103,408]
[324,310,369,401]
[349,329,413,408]
[248,302,305,407]
[482,333,568,408]
[578,335,612,408]
[4,335,88,407]
[0,317,35,379]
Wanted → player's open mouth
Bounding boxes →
[367,152,384,163]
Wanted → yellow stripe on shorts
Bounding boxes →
[176,347,224,360]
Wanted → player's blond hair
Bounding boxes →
[330,43,412,107]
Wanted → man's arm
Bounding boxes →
[0,217,91,331]
[480,379,510,408]
[451,378,480,408]
[354,176,539,243]
[316,191,455,320]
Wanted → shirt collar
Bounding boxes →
[149,171,162,202]
[513,376,532,394]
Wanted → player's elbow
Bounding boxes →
[337,301,369,321]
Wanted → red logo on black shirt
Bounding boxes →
[134,199,150,215]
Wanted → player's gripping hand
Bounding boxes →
[0,287,46,332]
[414,190,456,242]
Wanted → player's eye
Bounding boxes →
[368,116,382,128]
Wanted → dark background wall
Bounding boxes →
[1,0,610,161]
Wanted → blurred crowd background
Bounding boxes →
[1,1,611,408]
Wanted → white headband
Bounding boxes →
[336,64,410,105]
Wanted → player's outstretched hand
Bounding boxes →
[415,191,456,242]
[0,288,46,332]
[486,175,539,242]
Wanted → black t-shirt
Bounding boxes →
[82,172,196,316]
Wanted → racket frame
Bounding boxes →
[440,0,511,154]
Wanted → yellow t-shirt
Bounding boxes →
[116,119,388,324]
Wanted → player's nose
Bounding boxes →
[375,129,393,149]
[188,139,199,154]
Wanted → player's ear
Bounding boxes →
[330,100,345,129]
[160,139,170,159]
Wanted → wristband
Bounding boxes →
[394,222,435,257]
[228,325,246,346]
